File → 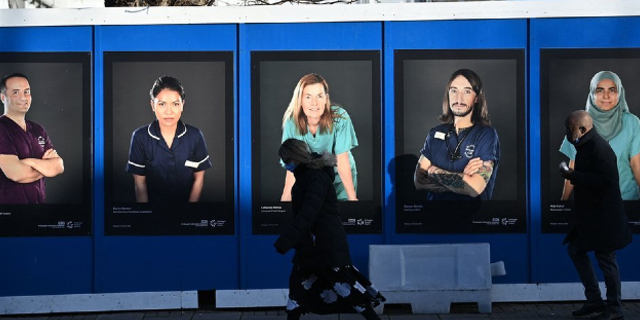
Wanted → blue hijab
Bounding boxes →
[585,71,630,141]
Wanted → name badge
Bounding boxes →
[184,160,199,169]
[434,131,446,140]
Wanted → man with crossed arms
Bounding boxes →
[414,69,500,201]
[0,73,64,204]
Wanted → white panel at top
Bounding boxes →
[0,0,639,27]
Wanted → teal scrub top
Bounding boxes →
[282,106,359,200]
[560,112,640,200]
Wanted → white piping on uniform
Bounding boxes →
[128,161,145,168]
[147,123,160,140]
[147,121,187,139]
[177,121,187,138]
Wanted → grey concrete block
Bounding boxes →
[369,243,494,314]
[370,243,491,291]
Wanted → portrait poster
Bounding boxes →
[395,50,526,233]
[252,51,382,234]
[0,52,92,236]
[541,49,640,233]
[104,52,234,235]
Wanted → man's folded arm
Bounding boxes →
[21,149,64,178]
[426,159,494,197]
[414,154,448,193]
[0,154,44,183]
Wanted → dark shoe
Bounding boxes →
[590,308,624,320]
[573,301,606,317]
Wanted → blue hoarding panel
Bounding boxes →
[0,26,93,297]
[239,22,383,289]
[0,26,92,52]
[0,238,94,296]
[94,24,239,292]
[240,22,382,51]
[531,17,640,49]
[97,25,237,52]
[384,20,530,283]
[531,17,640,283]
[3,15,638,298]
[96,236,239,292]
[386,20,527,49]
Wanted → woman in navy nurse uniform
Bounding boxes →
[126,76,212,203]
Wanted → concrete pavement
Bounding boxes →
[2,301,640,320]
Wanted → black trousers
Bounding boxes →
[568,241,622,309]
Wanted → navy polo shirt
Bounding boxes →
[126,120,212,203]
[420,123,500,201]
[0,115,53,204]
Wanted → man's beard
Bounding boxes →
[451,104,473,118]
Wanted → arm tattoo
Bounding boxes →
[416,170,449,193]
[429,167,465,190]
[477,161,494,183]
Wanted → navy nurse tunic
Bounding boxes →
[126,120,212,203]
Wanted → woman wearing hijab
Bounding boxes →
[274,139,384,320]
[560,71,640,200]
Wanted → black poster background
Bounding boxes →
[541,49,640,233]
[252,51,382,234]
[103,52,234,235]
[0,53,92,236]
[394,50,526,233]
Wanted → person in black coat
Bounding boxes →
[274,138,385,320]
[560,111,632,320]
